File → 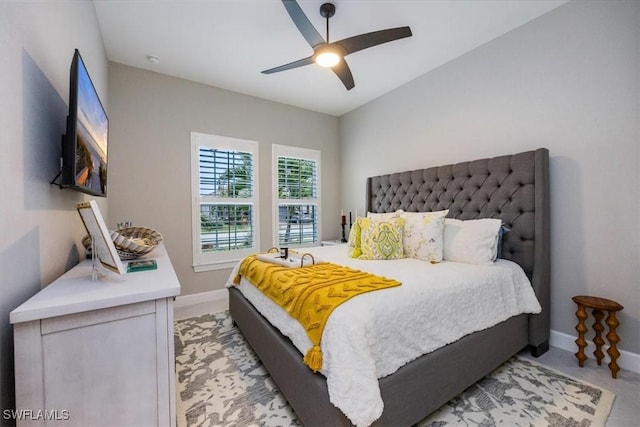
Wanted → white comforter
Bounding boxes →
[225,245,542,427]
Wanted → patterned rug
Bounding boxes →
[174,312,614,427]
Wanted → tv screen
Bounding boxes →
[60,49,108,197]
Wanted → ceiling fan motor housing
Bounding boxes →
[320,3,336,19]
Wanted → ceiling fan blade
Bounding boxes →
[282,0,325,48]
[261,56,315,74]
[332,59,355,90]
[335,26,412,55]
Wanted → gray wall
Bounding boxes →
[340,0,639,354]
[0,1,108,416]
[107,63,340,296]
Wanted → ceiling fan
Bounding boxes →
[262,0,412,90]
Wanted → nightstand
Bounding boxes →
[321,239,345,246]
[571,295,624,378]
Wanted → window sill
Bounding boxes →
[193,260,239,272]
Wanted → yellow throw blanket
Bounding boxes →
[233,255,401,372]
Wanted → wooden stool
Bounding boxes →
[572,295,624,378]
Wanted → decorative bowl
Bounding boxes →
[82,227,163,260]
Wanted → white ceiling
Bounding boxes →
[94,0,566,117]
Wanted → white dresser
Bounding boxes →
[10,244,181,427]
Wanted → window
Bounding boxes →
[191,132,259,271]
[272,145,321,247]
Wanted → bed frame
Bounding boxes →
[229,148,550,426]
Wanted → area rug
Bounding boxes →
[174,312,614,427]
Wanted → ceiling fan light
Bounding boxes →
[315,49,341,68]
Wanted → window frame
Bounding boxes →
[190,132,259,272]
[272,144,321,248]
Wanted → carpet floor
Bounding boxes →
[175,311,614,427]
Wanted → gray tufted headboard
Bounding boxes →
[366,148,550,349]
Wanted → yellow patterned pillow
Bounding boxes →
[347,217,364,258]
[359,218,405,260]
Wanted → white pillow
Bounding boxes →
[401,210,448,263]
[367,210,403,222]
[443,218,502,264]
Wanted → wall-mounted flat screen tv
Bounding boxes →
[60,49,108,197]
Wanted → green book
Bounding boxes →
[127,259,157,273]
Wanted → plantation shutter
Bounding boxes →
[273,145,321,247]
[191,132,259,271]
[198,148,254,252]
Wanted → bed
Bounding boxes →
[228,148,550,426]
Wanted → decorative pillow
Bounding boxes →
[401,210,449,263]
[359,218,405,260]
[347,217,364,258]
[366,210,403,222]
[443,218,502,265]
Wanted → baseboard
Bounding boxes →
[174,288,229,309]
[550,329,640,374]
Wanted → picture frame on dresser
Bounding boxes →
[76,200,126,275]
